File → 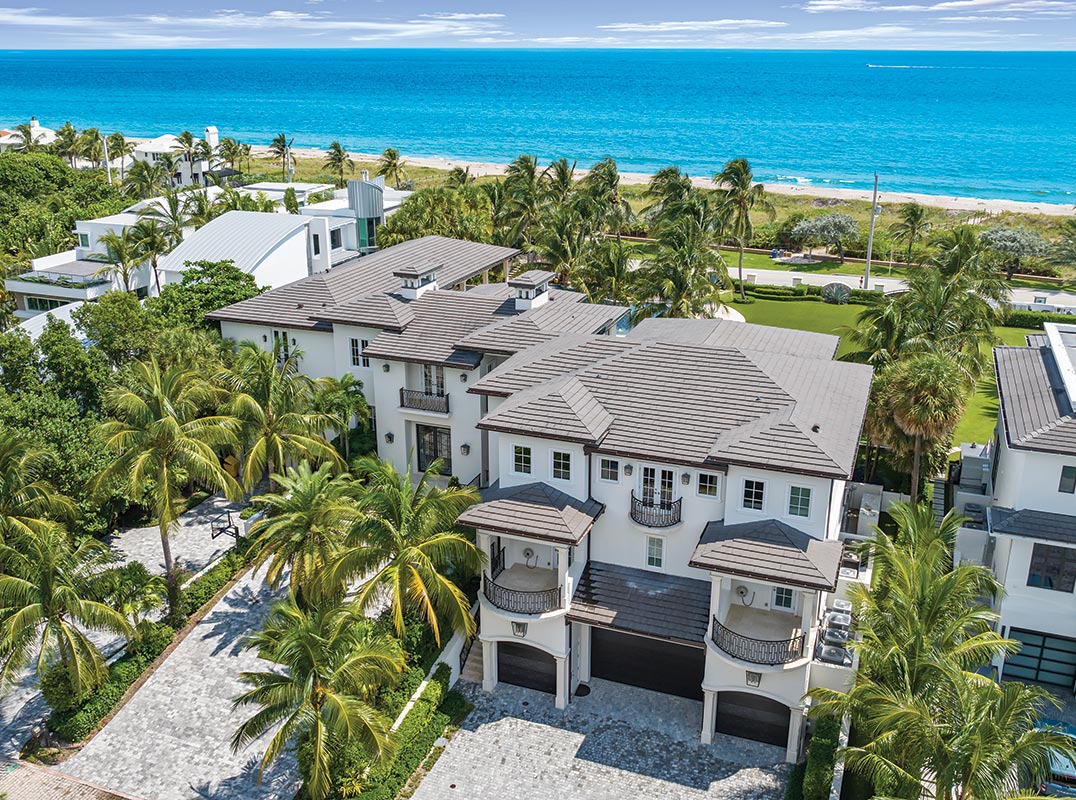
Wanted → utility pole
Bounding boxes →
[864,173,880,290]
[100,133,112,186]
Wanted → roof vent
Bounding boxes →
[393,262,440,301]
[508,269,555,311]
[296,303,304,309]
[811,424,820,433]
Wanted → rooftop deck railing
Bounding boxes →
[630,491,682,528]
[483,574,562,615]
[711,616,806,666]
[400,388,449,414]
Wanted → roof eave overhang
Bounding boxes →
[686,559,837,592]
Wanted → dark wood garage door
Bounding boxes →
[497,641,557,694]
[716,691,791,748]
[590,628,705,700]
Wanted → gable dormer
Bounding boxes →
[509,269,555,311]
[393,262,441,300]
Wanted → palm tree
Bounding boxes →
[216,137,242,172]
[644,165,693,224]
[217,342,342,492]
[582,237,635,305]
[531,203,591,287]
[0,525,132,695]
[77,128,103,168]
[123,159,168,200]
[93,229,143,292]
[171,130,199,176]
[324,141,354,188]
[883,355,967,504]
[106,132,135,181]
[542,157,577,204]
[9,122,42,153]
[183,189,217,229]
[268,134,291,181]
[130,218,171,294]
[714,158,774,301]
[328,457,481,645]
[313,374,369,461]
[240,143,253,175]
[504,154,543,247]
[100,561,167,631]
[96,359,241,615]
[139,190,190,249]
[232,595,404,800]
[446,166,473,189]
[0,433,74,543]
[246,462,361,606]
[54,122,79,166]
[889,202,932,264]
[376,147,406,189]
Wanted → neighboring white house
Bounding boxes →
[952,323,1076,689]
[0,117,56,152]
[301,173,411,254]
[131,126,219,187]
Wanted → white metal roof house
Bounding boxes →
[0,117,56,152]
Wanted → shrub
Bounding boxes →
[785,761,806,800]
[376,665,426,719]
[1004,309,1076,330]
[802,715,842,800]
[39,664,96,714]
[182,548,248,617]
[129,620,175,659]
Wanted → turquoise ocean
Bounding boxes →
[0,49,1073,203]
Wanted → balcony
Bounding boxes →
[711,608,806,666]
[400,388,449,414]
[630,491,682,528]
[483,564,562,615]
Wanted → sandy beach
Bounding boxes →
[248,145,1074,218]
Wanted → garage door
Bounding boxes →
[497,641,557,694]
[1005,629,1076,688]
[590,628,705,700]
[716,691,791,748]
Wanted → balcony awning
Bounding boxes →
[689,519,842,592]
[458,481,604,545]
[566,561,710,647]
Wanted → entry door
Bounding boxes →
[642,467,675,506]
[416,424,452,474]
[1005,629,1076,687]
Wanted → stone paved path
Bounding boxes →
[59,566,298,800]
[413,680,788,800]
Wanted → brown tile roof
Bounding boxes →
[206,236,519,330]
[0,760,145,800]
[469,335,637,397]
[995,345,1076,457]
[690,519,843,591]
[321,293,415,330]
[507,269,555,289]
[477,338,872,478]
[456,297,629,356]
[630,317,840,360]
[566,561,711,646]
[457,482,604,544]
[991,507,1076,546]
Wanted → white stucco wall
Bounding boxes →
[724,466,835,539]
[331,323,383,405]
[996,535,1076,640]
[993,435,1076,516]
[217,320,335,380]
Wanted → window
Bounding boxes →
[422,365,445,397]
[416,424,451,475]
[1034,296,1047,305]
[742,479,765,511]
[26,296,65,312]
[552,451,572,481]
[271,329,290,360]
[349,338,370,368]
[1028,543,1076,593]
[697,472,720,498]
[513,445,532,475]
[599,458,619,482]
[773,587,794,610]
[1061,466,1076,494]
[77,233,89,248]
[330,228,342,249]
[642,466,675,505]
[788,486,812,518]
[312,234,321,256]
[646,536,664,569]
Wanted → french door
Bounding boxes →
[642,466,675,507]
[416,424,452,474]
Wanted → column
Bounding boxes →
[701,690,717,745]
[555,656,569,709]
[577,624,592,684]
[483,268,490,284]
[786,708,806,763]
[482,639,498,693]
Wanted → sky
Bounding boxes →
[0,0,1074,49]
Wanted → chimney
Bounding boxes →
[508,269,554,311]
[29,116,39,129]
[393,262,441,300]
[204,126,219,149]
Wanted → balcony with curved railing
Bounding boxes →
[630,491,682,528]
[483,574,563,615]
[400,388,449,413]
[711,615,806,666]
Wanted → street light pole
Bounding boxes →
[100,133,112,186]
[864,173,879,290]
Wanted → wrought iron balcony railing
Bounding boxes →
[711,616,806,666]
[483,575,562,615]
[400,388,449,413]
[630,491,682,527]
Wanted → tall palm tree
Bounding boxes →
[581,236,635,305]
[129,218,171,294]
[96,359,241,614]
[883,355,967,504]
[714,158,774,301]
[232,595,404,800]
[0,433,74,543]
[139,190,189,249]
[246,462,361,606]
[183,189,217,229]
[216,137,242,172]
[313,374,369,461]
[268,134,291,181]
[643,165,693,224]
[123,159,168,200]
[77,128,103,168]
[531,203,591,287]
[889,202,932,264]
[93,228,143,292]
[9,122,42,153]
[54,122,79,166]
[218,342,342,492]
[542,157,577,204]
[504,154,543,247]
[1050,218,1076,269]
[240,142,253,175]
[376,147,406,190]
[446,166,473,189]
[106,132,135,181]
[328,457,481,646]
[324,141,354,188]
[0,525,132,695]
[171,130,199,175]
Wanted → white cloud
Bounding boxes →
[0,6,94,26]
[419,12,506,19]
[597,19,788,31]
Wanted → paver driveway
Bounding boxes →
[413,679,789,800]
[59,566,299,800]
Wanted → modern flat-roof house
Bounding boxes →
[300,173,410,254]
[951,323,1076,689]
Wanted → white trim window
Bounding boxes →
[697,472,720,499]
[423,364,446,397]
[599,458,619,482]
[552,451,572,481]
[788,486,812,518]
[646,535,664,569]
[773,586,794,611]
[742,479,765,511]
[512,445,532,475]
[349,338,370,368]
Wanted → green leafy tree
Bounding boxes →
[324,141,354,188]
[54,122,79,167]
[148,259,264,329]
[792,213,860,263]
[313,374,369,461]
[375,147,406,189]
[446,166,473,188]
[377,186,493,247]
[979,225,1049,280]
[714,158,773,300]
[0,328,41,393]
[73,291,161,368]
[328,457,481,645]
[1050,218,1076,269]
[36,315,109,410]
[129,218,171,294]
[0,432,74,542]
[283,186,299,215]
[232,595,404,800]
[99,561,166,630]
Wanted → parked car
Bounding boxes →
[1037,720,1076,797]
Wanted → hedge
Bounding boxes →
[730,281,881,306]
[181,544,250,617]
[802,715,842,800]
[48,622,175,742]
[785,761,806,800]
[1003,309,1076,330]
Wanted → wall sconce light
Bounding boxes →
[384,432,394,444]
[460,373,468,383]
[261,334,267,343]
[382,363,390,373]
[460,443,470,456]
[511,621,528,638]
[746,671,762,688]
[623,463,633,477]
[681,472,691,485]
